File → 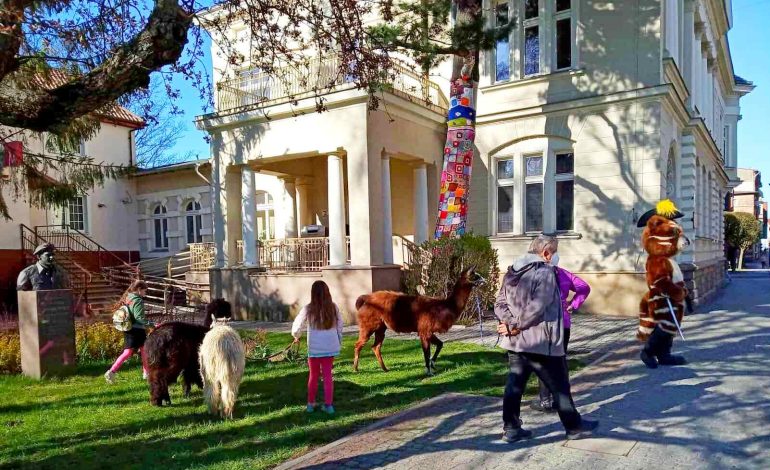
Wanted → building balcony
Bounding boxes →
[213,56,448,116]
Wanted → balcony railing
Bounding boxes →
[190,237,351,273]
[216,57,448,115]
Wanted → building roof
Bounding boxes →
[135,158,210,176]
[734,75,752,86]
[32,70,145,129]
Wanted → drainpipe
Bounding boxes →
[195,161,211,186]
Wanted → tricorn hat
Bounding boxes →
[32,243,55,256]
[636,199,684,228]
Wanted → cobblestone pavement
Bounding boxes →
[274,272,770,470]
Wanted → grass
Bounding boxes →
[0,333,581,470]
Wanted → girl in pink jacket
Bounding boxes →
[532,263,591,413]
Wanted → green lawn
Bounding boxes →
[0,333,579,470]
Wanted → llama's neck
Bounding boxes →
[449,282,473,314]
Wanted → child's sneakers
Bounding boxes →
[306,404,315,413]
[322,405,335,415]
[104,370,116,384]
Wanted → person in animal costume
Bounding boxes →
[637,199,689,369]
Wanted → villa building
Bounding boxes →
[196,0,752,320]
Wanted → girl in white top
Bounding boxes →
[291,280,344,414]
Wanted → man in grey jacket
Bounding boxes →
[494,234,598,442]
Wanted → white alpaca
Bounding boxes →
[199,315,246,419]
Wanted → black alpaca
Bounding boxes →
[144,299,232,406]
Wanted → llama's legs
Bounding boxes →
[220,381,235,419]
[372,326,389,372]
[353,328,375,372]
[420,337,433,376]
[429,334,443,371]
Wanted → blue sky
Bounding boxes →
[168,4,770,181]
[729,1,769,185]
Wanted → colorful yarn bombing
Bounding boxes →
[434,73,476,239]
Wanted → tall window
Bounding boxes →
[491,1,576,82]
[525,155,544,232]
[723,125,729,161]
[665,150,677,203]
[496,159,515,233]
[495,147,575,235]
[153,204,169,250]
[554,0,572,70]
[186,201,203,244]
[255,191,275,240]
[495,1,511,82]
[523,1,540,76]
[555,153,574,231]
[58,196,88,231]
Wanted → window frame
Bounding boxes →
[255,190,276,240]
[552,1,575,72]
[554,152,575,232]
[152,204,169,251]
[185,200,204,245]
[492,143,575,236]
[493,0,512,83]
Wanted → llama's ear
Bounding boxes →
[211,314,216,322]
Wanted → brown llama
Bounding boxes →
[353,266,482,376]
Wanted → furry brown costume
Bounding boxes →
[637,200,689,369]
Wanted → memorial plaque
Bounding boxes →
[18,290,76,379]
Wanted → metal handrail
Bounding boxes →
[34,224,138,274]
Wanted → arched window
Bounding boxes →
[255,191,275,240]
[152,204,169,250]
[185,200,203,244]
[665,148,677,203]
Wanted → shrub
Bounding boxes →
[0,332,21,374]
[0,321,129,374]
[403,233,500,325]
[75,322,124,363]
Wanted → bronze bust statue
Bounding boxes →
[17,243,67,291]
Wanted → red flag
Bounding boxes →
[2,141,23,167]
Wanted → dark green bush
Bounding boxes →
[403,233,500,325]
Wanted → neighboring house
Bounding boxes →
[731,168,763,258]
[197,0,753,320]
[0,107,143,310]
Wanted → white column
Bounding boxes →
[328,154,347,265]
[682,1,695,110]
[282,177,298,238]
[241,167,258,266]
[413,163,428,244]
[296,177,313,230]
[679,135,697,264]
[381,152,394,264]
[211,152,226,268]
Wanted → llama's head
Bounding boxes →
[210,314,232,328]
[458,266,485,288]
[204,298,232,327]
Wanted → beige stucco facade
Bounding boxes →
[198,0,752,320]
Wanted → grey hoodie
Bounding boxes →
[494,253,565,357]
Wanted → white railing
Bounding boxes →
[216,57,448,114]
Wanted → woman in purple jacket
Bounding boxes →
[531,257,591,413]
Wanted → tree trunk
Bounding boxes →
[738,247,745,270]
[433,1,481,239]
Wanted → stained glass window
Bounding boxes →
[495,2,510,81]
[526,156,543,176]
[524,26,540,75]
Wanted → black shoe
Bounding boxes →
[657,354,687,366]
[530,400,557,413]
[502,427,533,443]
[566,419,599,440]
[640,349,658,369]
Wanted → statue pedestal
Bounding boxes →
[18,290,76,379]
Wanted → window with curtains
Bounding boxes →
[494,148,575,235]
[153,204,169,251]
[489,0,576,82]
[186,200,203,244]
